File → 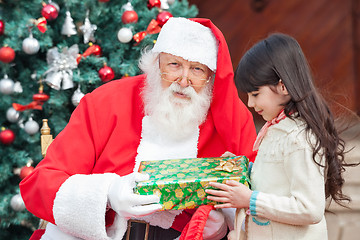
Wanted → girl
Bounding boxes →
[206,33,357,240]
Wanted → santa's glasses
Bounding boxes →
[160,72,211,87]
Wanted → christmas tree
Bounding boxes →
[0,0,198,239]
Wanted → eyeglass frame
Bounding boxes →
[160,71,213,87]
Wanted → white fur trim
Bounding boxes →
[132,115,200,227]
[134,116,199,172]
[52,173,126,240]
[152,17,218,72]
[41,223,80,240]
[106,214,128,240]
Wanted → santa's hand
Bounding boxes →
[203,210,227,240]
[108,172,162,219]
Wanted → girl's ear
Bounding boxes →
[277,79,289,96]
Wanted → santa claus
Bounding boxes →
[20,17,256,240]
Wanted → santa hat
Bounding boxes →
[152,17,218,72]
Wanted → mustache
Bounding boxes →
[167,82,197,99]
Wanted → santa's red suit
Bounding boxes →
[20,18,256,240]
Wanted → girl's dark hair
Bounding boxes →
[235,33,357,206]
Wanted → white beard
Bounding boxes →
[140,51,213,140]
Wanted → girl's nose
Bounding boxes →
[247,94,254,108]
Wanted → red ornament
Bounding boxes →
[12,84,49,111]
[122,10,138,24]
[0,128,15,145]
[32,92,50,102]
[156,11,173,27]
[0,20,5,36]
[147,0,161,9]
[133,19,161,43]
[99,65,115,82]
[77,44,102,64]
[91,45,102,56]
[41,3,59,21]
[0,46,15,63]
[82,44,102,57]
[20,166,35,179]
[98,0,110,2]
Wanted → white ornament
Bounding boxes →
[161,0,170,9]
[44,44,79,90]
[18,118,25,129]
[24,117,40,135]
[22,32,40,55]
[61,11,77,37]
[0,74,15,95]
[80,10,97,44]
[122,2,134,11]
[31,72,37,80]
[117,27,133,43]
[6,107,20,123]
[13,81,23,93]
[10,194,26,211]
[71,85,85,106]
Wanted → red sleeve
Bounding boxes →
[19,95,100,223]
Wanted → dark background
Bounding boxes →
[189,0,360,124]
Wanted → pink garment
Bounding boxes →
[253,110,287,151]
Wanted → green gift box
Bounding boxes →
[135,156,250,211]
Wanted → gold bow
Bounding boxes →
[215,159,241,173]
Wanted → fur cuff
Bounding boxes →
[53,173,126,240]
[41,223,79,240]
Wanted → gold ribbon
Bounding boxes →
[215,159,241,173]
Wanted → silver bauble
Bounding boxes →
[117,27,133,43]
[0,74,15,95]
[71,87,85,106]
[22,34,40,55]
[24,117,40,135]
[10,194,26,211]
[6,107,20,123]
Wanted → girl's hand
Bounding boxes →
[205,180,252,209]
